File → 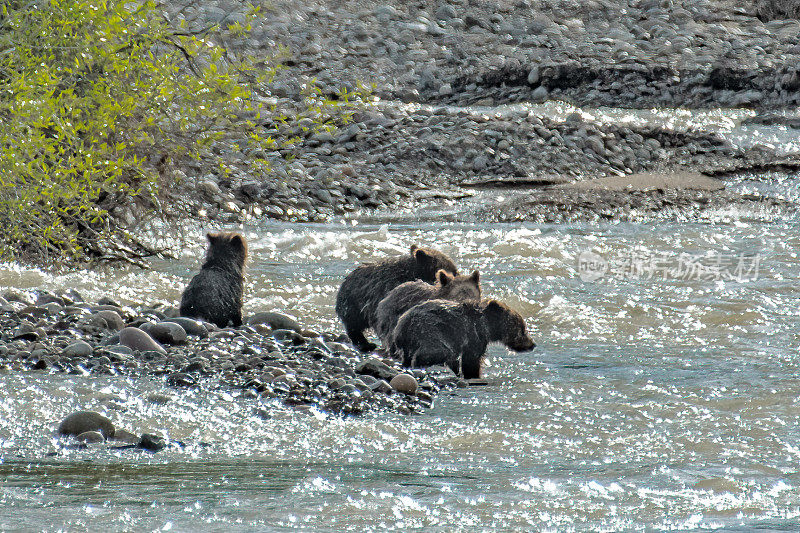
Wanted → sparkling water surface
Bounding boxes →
[2,206,800,531]
[1,103,799,532]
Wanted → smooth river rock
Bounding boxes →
[93,310,125,331]
[118,327,167,354]
[356,358,400,380]
[138,433,166,452]
[58,411,115,439]
[389,373,419,395]
[76,430,105,443]
[149,322,187,345]
[111,428,140,444]
[63,340,93,358]
[163,317,208,337]
[248,311,302,332]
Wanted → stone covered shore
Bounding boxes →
[0,288,466,447]
[153,0,800,225]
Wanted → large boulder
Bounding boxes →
[57,411,115,439]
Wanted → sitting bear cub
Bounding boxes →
[374,270,481,345]
[180,231,247,328]
[390,299,535,379]
[335,245,459,352]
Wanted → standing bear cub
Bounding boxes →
[390,299,535,379]
[180,231,247,328]
[374,270,481,345]
[335,245,459,352]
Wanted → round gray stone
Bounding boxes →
[111,428,139,444]
[76,430,105,443]
[166,372,196,387]
[106,344,134,356]
[118,327,166,354]
[149,322,187,345]
[248,311,301,332]
[94,310,124,331]
[355,358,399,380]
[390,373,419,395]
[58,411,115,438]
[163,317,208,337]
[63,341,93,358]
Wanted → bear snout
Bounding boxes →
[510,336,536,352]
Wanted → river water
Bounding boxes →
[2,108,800,531]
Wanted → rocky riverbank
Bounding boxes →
[0,288,464,448]
[154,0,800,228]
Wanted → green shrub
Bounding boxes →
[0,0,360,266]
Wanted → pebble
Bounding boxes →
[530,86,549,102]
[58,411,115,439]
[97,296,122,307]
[370,379,393,394]
[13,323,40,341]
[4,289,33,305]
[0,296,13,312]
[106,345,134,356]
[147,393,174,405]
[111,429,140,444]
[167,372,196,387]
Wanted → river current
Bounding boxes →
[1,106,800,531]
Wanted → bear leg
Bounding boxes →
[460,353,482,379]
[346,327,377,352]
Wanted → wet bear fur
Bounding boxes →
[374,270,481,345]
[390,299,535,379]
[335,245,459,352]
[180,231,247,328]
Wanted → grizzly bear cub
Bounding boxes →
[180,231,247,328]
[335,245,459,352]
[389,299,535,379]
[374,270,481,345]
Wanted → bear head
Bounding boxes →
[205,231,248,270]
[410,244,458,281]
[483,299,535,352]
[437,270,481,301]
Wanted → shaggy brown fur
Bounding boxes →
[390,299,535,379]
[335,245,459,352]
[374,270,481,345]
[180,232,247,328]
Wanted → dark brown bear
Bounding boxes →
[335,245,459,352]
[389,299,535,379]
[180,232,247,328]
[374,270,481,345]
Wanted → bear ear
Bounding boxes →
[414,248,431,264]
[437,269,452,285]
[470,270,480,284]
[206,232,217,243]
[230,233,245,250]
[410,244,419,256]
[485,299,502,313]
